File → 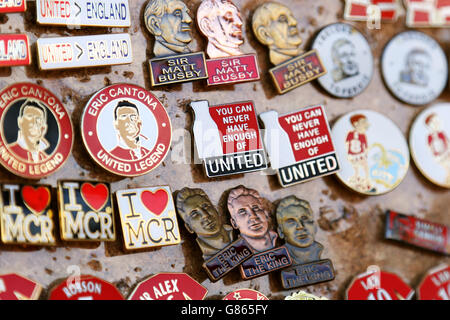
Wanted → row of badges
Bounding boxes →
[1,264,449,300]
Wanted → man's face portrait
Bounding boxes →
[426,114,441,132]
[402,50,430,86]
[180,194,221,236]
[229,194,269,239]
[333,40,359,79]
[114,105,142,147]
[278,204,315,248]
[354,118,369,134]
[18,105,47,146]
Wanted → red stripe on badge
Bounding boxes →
[0,35,30,67]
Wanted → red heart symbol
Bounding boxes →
[22,186,50,214]
[140,189,169,216]
[80,183,109,211]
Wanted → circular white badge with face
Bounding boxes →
[381,31,448,106]
[312,23,373,98]
[410,104,450,188]
[332,110,410,195]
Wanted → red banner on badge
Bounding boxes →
[50,275,123,300]
[0,273,42,300]
[405,0,450,26]
[0,34,31,67]
[418,265,450,300]
[206,54,260,86]
[345,0,402,21]
[0,0,26,13]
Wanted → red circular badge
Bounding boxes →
[223,289,269,300]
[49,275,123,300]
[418,265,450,300]
[81,84,171,177]
[0,83,73,179]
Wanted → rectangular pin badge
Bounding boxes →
[206,54,260,86]
[37,33,133,70]
[0,0,26,13]
[36,0,131,27]
[0,34,31,67]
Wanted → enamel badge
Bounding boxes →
[0,184,55,245]
[346,268,414,300]
[144,0,207,86]
[227,185,292,280]
[128,273,208,300]
[331,110,409,195]
[81,84,171,177]
[311,23,373,98]
[285,291,328,300]
[277,196,335,289]
[223,289,268,300]
[0,0,26,13]
[344,0,403,21]
[0,83,73,179]
[175,187,254,282]
[385,210,449,255]
[252,2,326,94]
[196,0,260,85]
[0,274,42,300]
[0,35,31,67]
[409,103,450,188]
[50,275,124,300]
[381,31,447,105]
[405,0,450,27]
[259,105,340,187]
[58,181,115,242]
[417,265,450,300]
[116,186,181,250]
[190,100,267,177]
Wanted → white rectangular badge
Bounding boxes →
[36,0,131,27]
[37,33,133,70]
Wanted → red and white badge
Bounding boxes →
[128,273,208,300]
[0,35,31,67]
[0,0,26,13]
[344,0,403,21]
[418,265,450,300]
[0,273,42,300]
[49,275,123,300]
[346,269,414,300]
[223,289,269,300]
[405,0,450,27]
[0,83,73,179]
[81,84,171,177]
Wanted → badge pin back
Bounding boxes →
[223,289,269,300]
[259,105,340,187]
[81,83,171,177]
[0,83,73,179]
[57,180,116,242]
[311,23,373,98]
[128,273,208,300]
[116,185,181,250]
[409,103,450,189]
[381,31,447,106]
[0,273,42,300]
[0,34,31,67]
[417,264,450,300]
[331,109,409,195]
[0,183,56,246]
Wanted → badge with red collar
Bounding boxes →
[418,265,450,300]
[0,273,42,300]
[49,275,123,300]
[81,84,171,177]
[0,83,73,179]
[223,289,268,300]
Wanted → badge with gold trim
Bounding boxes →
[223,289,268,300]
[0,0,26,13]
[0,273,42,300]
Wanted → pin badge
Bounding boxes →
[175,187,254,282]
[409,103,450,188]
[57,181,115,242]
[0,274,42,300]
[0,184,56,246]
[0,35,31,67]
[0,83,73,179]
[37,33,133,70]
[144,0,208,86]
[116,186,181,250]
[277,196,335,289]
[344,0,403,21]
[417,265,450,300]
[227,185,292,280]
[0,0,26,13]
[346,268,414,300]
[223,289,268,300]
[36,0,131,27]
[311,23,373,98]
[405,0,450,27]
[252,2,326,94]
[81,84,171,177]
[285,291,328,300]
[128,273,208,300]
[190,100,268,177]
[50,275,124,300]
[259,105,340,188]
[381,31,447,106]
[385,210,449,255]
[196,0,260,86]
[331,110,409,195]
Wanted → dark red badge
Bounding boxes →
[223,289,268,300]
[128,273,208,300]
[49,275,123,300]
[81,84,171,177]
[0,35,31,67]
[0,83,73,179]
[418,265,450,300]
[0,273,42,300]
[0,0,26,13]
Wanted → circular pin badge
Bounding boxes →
[0,83,73,179]
[81,84,171,177]
[312,23,373,98]
[223,289,269,300]
[417,265,450,300]
[410,103,450,188]
[331,109,409,195]
[381,31,448,106]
